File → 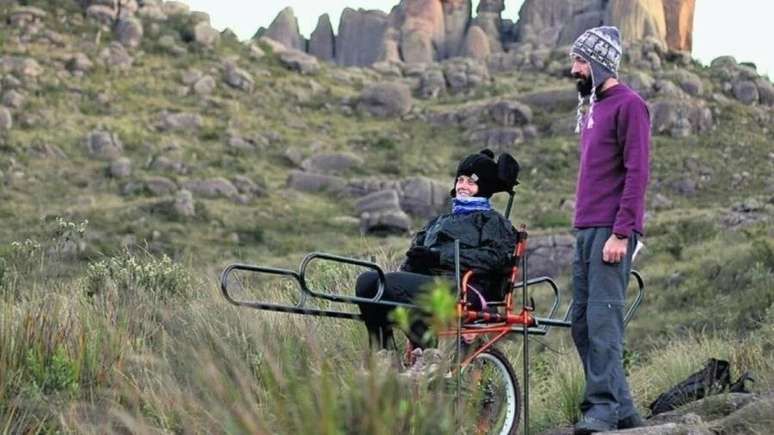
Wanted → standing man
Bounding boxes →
[568,26,651,434]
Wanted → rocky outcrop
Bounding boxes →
[462,26,490,60]
[265,7,304,51]
[606,0,667,47]
[309,14,335,62]
[336,8,389,66]
[358,82,413,117]
[662,0,695,52]
[516,0,695,53]
[442,0,471,58]
[471,0,504,53]
[396,0,446,64]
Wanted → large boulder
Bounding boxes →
[356,189,402,215]
[442,0,471,58]
[360,209,411,236]
[358,82,413,117]
[490,100,533,126]
[462,25,491,60]
[265,7,304,51]
[732,80,760,105]
[525,233,575,279]
[471,0,504,53]
[309,14,335,62]
[157,111,203,132]
[86,130,123,160]
[99,42,133,70]
[286,170,347,194]
[302,152,363,174]
[397,0,446,64]
[662,0,695,52]
[336,8,389,66]
[0,107,12,131]
[278,50,321,75]
[181,178,238,199]
[115,17,143,48]
[443,58,489,92]
[606,0,667,46]
[651,99,713,137]
[399,176,450,218]
[223,62,254,92]
[193,22,220,47]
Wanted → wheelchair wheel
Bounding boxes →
[459,347,521,435]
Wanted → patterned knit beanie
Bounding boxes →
[570,26,623,132]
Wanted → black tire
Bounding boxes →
[459,347,521,435]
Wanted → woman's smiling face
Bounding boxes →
[455,175,479,197]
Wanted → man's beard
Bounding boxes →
[574,73,593,97]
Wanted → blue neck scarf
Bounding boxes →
[452,196,491,215]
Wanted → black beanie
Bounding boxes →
[451,149,499,198]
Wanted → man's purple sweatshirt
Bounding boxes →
[574,83,651,237]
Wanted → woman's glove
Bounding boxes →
[405,246,441,270]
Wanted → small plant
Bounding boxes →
[84,252,191,300]
[24,345,79,396]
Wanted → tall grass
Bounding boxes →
[1,224,773,434]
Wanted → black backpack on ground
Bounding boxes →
[648,358,754,416]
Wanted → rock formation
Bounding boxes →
[265,7,304,51]
[336,8,389,66]
[261,0,696,67]
[309,13,335,61]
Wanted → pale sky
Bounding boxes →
[182,0,772,76]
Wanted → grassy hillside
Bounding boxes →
[1,0,773,433]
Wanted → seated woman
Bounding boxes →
[356,149,519,349]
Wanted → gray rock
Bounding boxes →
[462,25,491,60]
[86,5,116,26]
[192,75,216,95]
[265,7,304,51]
[335,8,389,67]
[443,58,489,92]
[157,111,202,132]
[0,107,12,131]
[358,82,413,117]
[0,56,43,78]
[99,42,133,70]
[278,49,321,75]
[360,209,411,236]
[161,1,189,16]
[419,68,446,99]
[519,88,578,112]
[468,127,524,151]
[733,80,760,104]
[309,13,335,62]
[286,170,346,194]
[754,78,774,106]
[301,152,363,174]
[116,17,143,48]
[193,22,219,47]
[182,177,238,199]
[224,63,254,92]
[232,175,266,197]
[356,189,401,214]
[149,156,187,174]
[145,176,177,196]
[622,71,655,98]
[2,90,24,109]
[173,189,195,217]
[490,100,533,126]
[9,6,47,27]
[525,233,575,279]
[86,130,123,160]
[137,4,167,21]
[109,157,132,178]
[283,147,306,167]
[399,176,450,218]
[66,53,94,72]
[651,99,713,137]
[654,80,687,99]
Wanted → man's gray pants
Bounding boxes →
[571,227,637,425]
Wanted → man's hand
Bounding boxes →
[602,234,628,263]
